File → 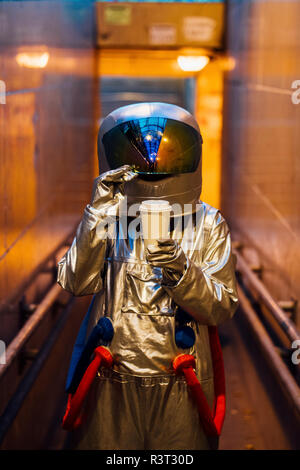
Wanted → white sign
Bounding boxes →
[149,24,176,45]
[183,16,216,42]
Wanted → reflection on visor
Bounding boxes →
[102,117,202,174]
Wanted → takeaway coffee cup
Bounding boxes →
[139,200,172,250]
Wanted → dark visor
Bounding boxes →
[102,117,202,174]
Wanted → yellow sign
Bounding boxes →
[104,5,132,26]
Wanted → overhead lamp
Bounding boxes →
[16,52,49,69]
[177,55,209,72]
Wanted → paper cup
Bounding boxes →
[140,200,171,250]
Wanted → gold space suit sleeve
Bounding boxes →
[164,211,239,325]
[57,204,111,296]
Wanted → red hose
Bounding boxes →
[173,326,225,437]
[208,326,226,434]
[62,346,113,431]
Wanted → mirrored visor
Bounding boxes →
[102,117,202,174]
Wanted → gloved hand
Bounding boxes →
[90,165,137,210]
[146,239,188,286]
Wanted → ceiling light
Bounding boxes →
[16,52,49,69]
[177,55,209,72]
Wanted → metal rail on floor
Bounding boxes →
[0,284,63,382]
[234,249,300,344]
[0,234,76,446]
[0,228,77,383]
[0,295,74,446]
[234,248,300,419]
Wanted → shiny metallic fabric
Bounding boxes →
[97,103,202,210]
[57,187,238,449]
[66,371,214,450]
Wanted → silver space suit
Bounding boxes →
[57,102,238,450]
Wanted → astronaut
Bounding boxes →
[57,102,238,450]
